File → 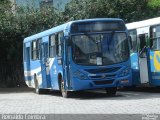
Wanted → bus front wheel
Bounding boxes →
[60,80,70,98]
[105,87,117,96]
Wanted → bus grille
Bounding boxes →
[90,74,116,79]
[85,67,121,74]
[94,80,113,85]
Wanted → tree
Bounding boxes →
[0,1,62,87]
[148,0,160,8]
[147,0,160,18]
[64,0,160,23]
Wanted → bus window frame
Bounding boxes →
[57,32,64,57]
[31,39,41,60]
[150,25,160,51]
[49,34,57,58]
[128,29,138,52]
[49,31,64,58]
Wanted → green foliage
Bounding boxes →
[15,7,62,36]
[64,0,160,22]
[148,0,160,8]
[0,1,63,87]
[0,3,62,61]
[147,0,160,18]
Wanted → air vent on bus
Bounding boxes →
[85,67,121,74]
[89,74,116,79]
[94,80,114,85]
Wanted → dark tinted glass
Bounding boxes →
[71,21,125,33]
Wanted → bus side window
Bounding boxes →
[156,26,160,50]
[31,39,40,60]
[57,32,64,57]
[150,27,155,49]
[129,30,137,52]
[49,35,56,58]
[150,25,160,50]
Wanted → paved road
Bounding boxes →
[0,87,160,120]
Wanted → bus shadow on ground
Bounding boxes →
[48,89,124,100]
[0,87,33,94]
[120,87,160,93]
[0,87,160,100]
[48,87,160,100]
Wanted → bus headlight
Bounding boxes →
[119,67,130,77]
[73,70,88,80]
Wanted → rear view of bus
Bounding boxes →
[63,19,132,97]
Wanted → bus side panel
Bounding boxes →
[24,55,43,88]
[30,60,42,88]
[49,57,63,90]
[130,53,141,86]
[23,43,36,87]
[24,46,31,86]
[149,51,160,86]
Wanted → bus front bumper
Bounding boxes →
[69,76,132,91]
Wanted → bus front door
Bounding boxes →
[138,34,150,84]
[41,42,50,88]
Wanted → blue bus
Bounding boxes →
[126,17,160,87]
[23,18,132,98]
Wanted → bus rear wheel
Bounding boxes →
[105,87,117,96]
[60,80,70,98]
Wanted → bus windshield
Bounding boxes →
[72,32,129,65]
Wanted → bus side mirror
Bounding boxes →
[128,36,133,50]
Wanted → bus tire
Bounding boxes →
[105,87,117,96]
[60,79,70,98]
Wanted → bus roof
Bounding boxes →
[23,22,70,43]
[24,18,124,43]
[126,17,160,30]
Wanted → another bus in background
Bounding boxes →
[126,17,160,87]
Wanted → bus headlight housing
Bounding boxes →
[73,70,88,80]
[119,67,130,77]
